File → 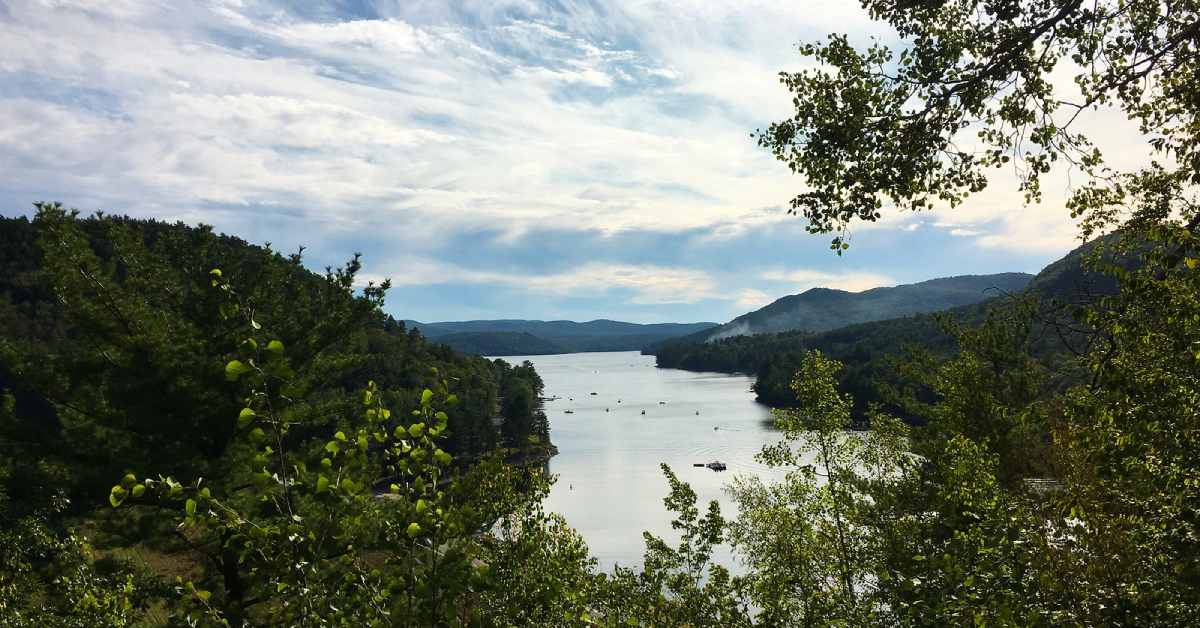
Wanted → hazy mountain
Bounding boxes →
[405,319,719,356]
[693,273,1034,343]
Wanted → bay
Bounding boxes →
[495,350,784,573]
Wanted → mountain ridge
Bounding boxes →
[700,272,1035,342]
[405,318,719,356]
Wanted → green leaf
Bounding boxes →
[266,339,284,354]
[420,389,433,406]
[185,499,197,517]
[408,423,425,438]
[225,360,251,381]
[131,484,145,498]
[416,499,428,514]
[406,522,422,538]
[324,441,339,455]
[109,486,126,508]
[335,431,347,442]
[209,268,222,277]
[237,407,256,428]
[434,449,451,466]
[316,475,330,494]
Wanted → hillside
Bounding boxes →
[434,331,569,356]
[695,273,1033,343]
[407,319,718,354]
[0,210,553,513]
[650,238,1114,416]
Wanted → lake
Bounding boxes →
[497,350,785,573]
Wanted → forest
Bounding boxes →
[2,0,1199,625]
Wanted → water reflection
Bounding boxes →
[496,351,785,573]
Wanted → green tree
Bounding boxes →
[728,352,908,625]
[754,0,1200,620]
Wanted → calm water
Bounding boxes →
[498,351,785,573]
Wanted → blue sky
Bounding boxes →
[0,1,1127,323]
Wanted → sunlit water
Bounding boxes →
[495,351,787,574]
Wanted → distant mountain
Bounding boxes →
[406,319,719,356]
[649,238,1117,417]
[430,331,569,356]
[695,273,1034,343]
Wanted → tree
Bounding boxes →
[753,0,1200,621]
[757,0,1199,251]
[728,352,908,625]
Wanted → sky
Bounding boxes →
[0,0,1140,324]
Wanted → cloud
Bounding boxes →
[735,288,773,309]
[759,269,895,293]
[0,0,1131,321]
[949,228,983,237]
[378,259,718,305]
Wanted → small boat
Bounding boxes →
[564,410,574,414]
[590,392,598,395]
[640,410,646,415]
[705,461,727,472]
[658,401,666,405]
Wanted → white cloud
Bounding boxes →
[759,269,895,293]
[0,0,1154,321]
[949,228,982,237]
[380,259,718,305]
[735,288,773,309]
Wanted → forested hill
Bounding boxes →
[431,331,569,356]
[406,318,718,355]
[651,239,1114,416]
[0,208,553,519]
[688,272,1033,343]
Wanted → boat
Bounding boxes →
[564,410,574,414]
[705,461,727,472]
[640,410,645,415]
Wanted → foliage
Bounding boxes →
[0,206,577,625]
